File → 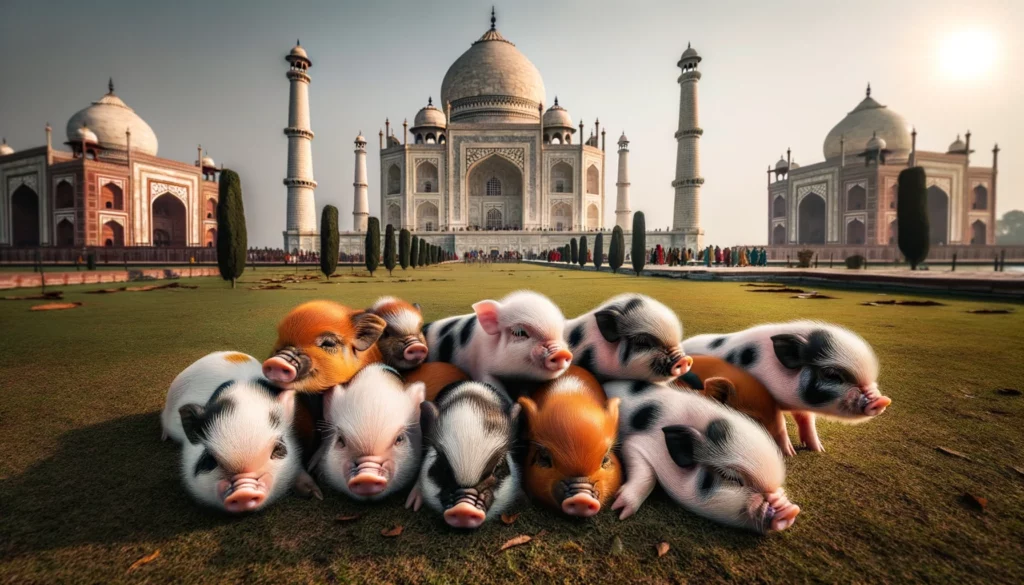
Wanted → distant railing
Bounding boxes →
[0,246,218,265]
[740,244,1024,263]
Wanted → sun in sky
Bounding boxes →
[939,29,997,80]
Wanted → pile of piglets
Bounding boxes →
[163,289,890,536]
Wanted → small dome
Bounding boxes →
[543,98,573,128]
[775,156,789,170]
[790,159,801,169]
[413,98,447,129]
[681,43,700,61]
[201,155,216,167]
[948,134,966,153]
[865,131,887,151]
[618,132,629,144]
[66,80,158,155]
[74,124,99,143]
[289,42,308,59]
[0,138,13,156]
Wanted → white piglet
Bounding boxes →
[684,321,891,452]
[312,364,426,501]
[424,290,572,396]
[605,380,800,534]
[162,351,319,513]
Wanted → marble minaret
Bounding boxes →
[615,132,632,230]
[352,132,369,232]
[282,40,318,252]
[671,43,704,248]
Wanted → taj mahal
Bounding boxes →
[282,10,705,256]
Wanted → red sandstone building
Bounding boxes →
[0,80,220,248]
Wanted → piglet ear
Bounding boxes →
[662,425,702,468]
[472,300,502,336]
[412,302,422,312]
[419,401,440,442]
[516,397,539,428]
[350,312,387,351]
[275,389,296,423]
[702,377,736,405]
[771,334,806,369]
[406,382,427,415]
[594,309,622,342]
[178,404,206,445]
[605,397,621,430]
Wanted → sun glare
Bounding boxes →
[940,29,997,79]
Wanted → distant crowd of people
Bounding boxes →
[246,247,368,264]
[462,250,523,263]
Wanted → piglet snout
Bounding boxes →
[562,492,601,517]
[222,477,267,513]
[403,342,428,364]
[263,356,297,384]
[860,384,891,416]
[670,355,694,378]
[444,502,486,529]
[348,473,388,496]
[545,347,573,372]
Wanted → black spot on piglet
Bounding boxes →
[739,345,758,367]
[568,323,585,348]
[438,335,455,364]
[629,380,650,395]
[630,404,660,432]
[697,467,720,500]
[705,419,731,445]
[459,316,476,346]
[576,346,596,374]
[709,337,727,349]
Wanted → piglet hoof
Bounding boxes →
[777,436,797,457]
[764,489,800,533]
[610,492,639,520]
[293,470,323,501]
[405,486,423,512]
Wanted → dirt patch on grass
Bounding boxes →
[2,291,63,301]
[748,287,805,294]
[30,302,81,311]
[861,299,945,307]
[967,308,1014,314]
[792,292,835,299]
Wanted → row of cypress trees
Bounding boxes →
[360,219,448,276]
[555,212,643,275]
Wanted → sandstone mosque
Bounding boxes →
[766,85,999,248]
[285,10,705,255]
[0,80,220,248]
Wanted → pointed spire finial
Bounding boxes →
[866,83,871,97]
[554,96,559,106]
[490,6,496,30]
[911,126,917,135]
[296,38,300,46]
[688,42,691,48]
[108,77,115,93]
[428,96,433,106]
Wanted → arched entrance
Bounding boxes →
[386,203,401,229]
[846,218,865,244]
[586,165,599,194]
[468,155,522,229]
[486,208,503,230]
[55,180,74,209]
[798,193,826,245]
[417,201,439,231]
[101,182,123,210]
[11,185,40,246]
[971,220,986,245]
[551,162,573,193]
[152,193,186,246]
[586,204,599,230]
[416,162,438,193]
[889,219,898,245]
[56,219,75,247]
[846,185,866,211]
[551,202,571,231]
[926,186,949,245]
[387,165,401,195]
[102,221,124,247]
[772,196,785,218]
[772,224,786,245]
[205,227,217,247]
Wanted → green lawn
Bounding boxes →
[1,263,1022,584]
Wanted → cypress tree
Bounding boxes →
[898,167,930,270]
[216,168,247,288]
[419,241,428,266]
[399,229,411,269]
[631,211,646,276]
[410,236,419,268]
[364,217,380,276]
[610,226,625,274]
[593,232,604,270]
[578,235,588,269]
[431,244,439,265]
[564,245,572,265]
[319,205,339,279]
[383,224,397,276]
[570,238,579,264]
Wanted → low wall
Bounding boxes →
[747,244,1024,263]
[0,267,220,290]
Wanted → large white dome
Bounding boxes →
[440,18,545,123]
[822,86,911,160]
[66,80,159,156]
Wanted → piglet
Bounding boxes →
[406,381,522,529]
[262,300,387,392]
[684,321,891,452]
[518,366,621,518]
[566,294,692,383]
[402,362,471,401]
[311,364,425,501]
[162,351,320,513]
[424,291,572,396]
[368,296,428,371]
[605,379,799,533]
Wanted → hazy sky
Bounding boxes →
[1,0,1020,247]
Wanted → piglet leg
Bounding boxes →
[773,410,796,457]
[405,483,423,512]
[792,411,823,452]
[293,469,323,501]
[611,440,657,520]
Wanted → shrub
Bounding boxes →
[364,217,380,276]
[593,232,604,269]
[631,212,646,276]
[383,224,396,275]
[796,249,814,268]
[399,229,411,269]
[319,205,339,278]
[216,168,247,288]
[845,254,865,269]
[610,226,625,274]
[898,167,930,270]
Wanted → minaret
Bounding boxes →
[282,40,318,252]
[671,43,705,248]
[353,132,370,232]
[615,132,632,230]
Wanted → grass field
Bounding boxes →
[1,263,1022,584]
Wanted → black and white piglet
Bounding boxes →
[605,380,799,533]
[565,294,692,383]
[405,381,522,529]
[684,321,891,451]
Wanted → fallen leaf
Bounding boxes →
[610,535,624,555]
[381,525,404,537]
[500,513,519,525]
[534,529,548,539]
[936,447,973,462]
[561,541,584,553]
[30,302,82,311]
[656,542,670,557]
[1010,466,1024,479]
[499,535,532,551]
[996,388,1022,397]
[958,493,988,512]
[127,550,161,572]
[334,514,361,523]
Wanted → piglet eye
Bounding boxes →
[821,368,844,383]
[601,454,613,469]
[395,433,405,446]
[511,326,530,339]
[535,449,552,468]
[319,338,338,349]
[271,440,288,460]
[335,434,346,449]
